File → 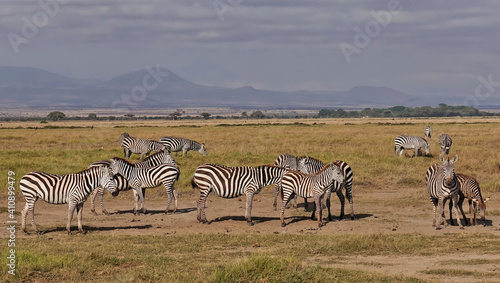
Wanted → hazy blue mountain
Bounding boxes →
[1,65,490,109]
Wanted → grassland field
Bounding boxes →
[1,116,500,282]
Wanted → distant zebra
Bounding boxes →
[121,134,165,160]
[159,136,206,156]
[280,162,344,227]
[20,166,117,235]
[109,157,180,215]
[119,132,130,156]
[445,173,489,226]
[424,126,432,139]
[439,134,452,155]
[272,154,299,209]
[88,150,177,215]
[298,156,354,221]
[394,135,430,157]
[425,154,463,229]
[191,163,287,225]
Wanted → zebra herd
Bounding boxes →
[19,125,489,235]
[397,125,489,229]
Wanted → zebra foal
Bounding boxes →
[439,134,452,155]
[425,154,463,229]
[424,126,432,139]
[272,154,299,210]
[109,157,180,215]
[191,163,287,226]
[159,136,206,156]
[121,134,165,160]
[280,162,344,227]
[394,135,430,157]
[20,166,117,235]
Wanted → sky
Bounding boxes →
[1,0,500,102]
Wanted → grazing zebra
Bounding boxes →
[272,154,299,210]
[280,162,344,227]
[425,154,463,229]
[20,166,118,235]
[121,134,165,160]
[191,163,287,226]
[88,150,177,215]
[298,156,354,221]
[424,126,432,139]
[439,134,452,155]
[109,157,180,215]
[394,135,430,157]
[445,173,489,226]
[159,136,206,156]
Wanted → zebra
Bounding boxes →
[394,135,430,157]
[272,154,299,210]
[109,157,180,215]
[439,134,452,155]
[425,154,463,229]
[444,173,489,226]
[280,162,344,227]
[297,156,354,221]
[424,126,432,139]
[159,136,206,156]
[88,150,177,215]
[191,163,288,226]
[121,134,165,160]
[20,166,117,235]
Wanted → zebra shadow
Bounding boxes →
[39,224,153,234]
[110,207,196,215]
[209,215,277,224]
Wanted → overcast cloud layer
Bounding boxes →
[1,0,500,102]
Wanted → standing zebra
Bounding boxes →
[298,156,354,221]
[280,162,344,227]
[272,154,299,210]
[109,157,180,215]
[159,136,206,156]
[394,135,430,157]
[424,126,432,139]
[425,154,463,229]
[191,163,287,226]
[88,150,177,215]
[121,134,165,160]
[20,166,117,235]
[445,173,489,226]
[439,134,452,155]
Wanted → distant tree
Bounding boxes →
[88,113,97,120]
[47,111,66,121]
[169,111,182,120]
[124,113,135,119]
[250,111,265,119]
[241,111,248,118]
[200,113,211,120]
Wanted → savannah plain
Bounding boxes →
[1,116,500,282]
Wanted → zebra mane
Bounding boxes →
[75,165,107,175]
[312,162,341,175]
[110,157,135,166]
[298,155,322,164]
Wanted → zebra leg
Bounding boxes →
[90,189,98,215]
[280,191,293,227]
[22,200,38,235]
[431,198,439,228]
[141,188,147,214]
[303,197,309,212]
[436,198,445,229]
[315,195,325,227]
[163,182,176,214]
[451,195,464,229]
[76,203,85,234]
[273,184,280,210]
[457,195,469,226]
[67,202,77,235]
[337,190,346,221]
[245,192,255,226]
[197,189,211,223]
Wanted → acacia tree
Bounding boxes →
[200,113,211,120]
[47,111,66,121]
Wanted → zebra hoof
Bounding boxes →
[350,216,355,220]
[281,223,286,227]
[459,227,465,230]
[247,221,254,226]
[435,227,442,230]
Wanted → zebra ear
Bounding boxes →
[472,198,479,204]
[439,154,446,163]
[450,154,458,164]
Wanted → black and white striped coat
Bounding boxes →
[445,173,488,226]
[424,126,432,139]
[439,134,452,155]
[88,150,177,215]
[20,166,117,235]
[109,157,180,215]
[280,162,344,227]
[298,156,354,221]
[191,163,287,225]
[159,136,206,156]
[121,134,165,160]
[272,154,299,209]
[425,154,463,229]
[394,135,430,157]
